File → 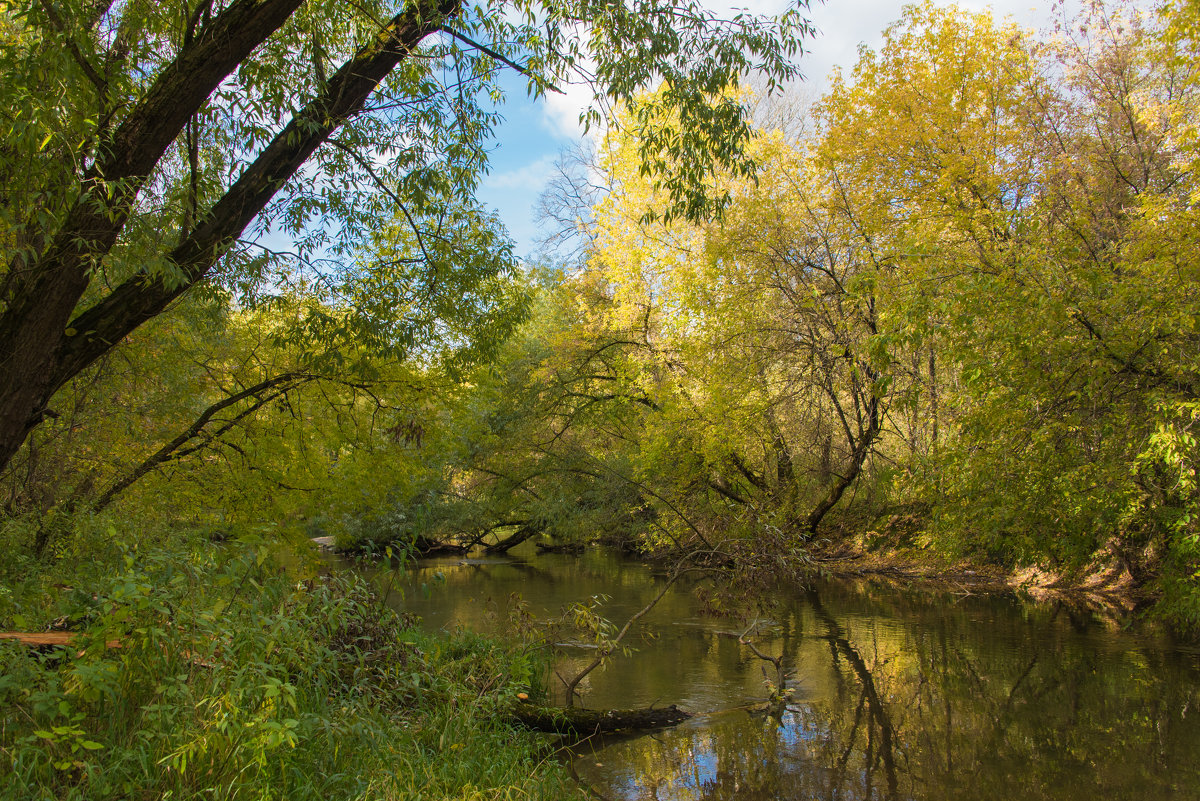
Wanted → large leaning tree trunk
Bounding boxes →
[0,0,459,474]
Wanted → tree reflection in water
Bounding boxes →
[571,581,1200,801]
[375,552,1199,800]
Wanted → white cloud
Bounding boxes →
[482,154,559,192]
[802,0,1090,89]
[542,77,598,142]
[708,0,792,16]
[531,0,1100,146]
[539,23,600,143]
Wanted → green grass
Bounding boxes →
[0,526,583,800]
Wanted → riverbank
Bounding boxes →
[334,517,1159,628]
[806,532,1148,620]
[0,529,584,801]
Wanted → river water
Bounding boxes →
[363,547,1200,800]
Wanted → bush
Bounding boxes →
[0,539,581,800]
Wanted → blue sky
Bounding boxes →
[473,71,570,258]
[475,0,1077,257]
[253,1,1089,261]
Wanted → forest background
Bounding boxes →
[0,0,1197,796]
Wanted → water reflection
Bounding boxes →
[360,549,1200,801]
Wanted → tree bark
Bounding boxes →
[0,0,306,474]
[0,0,461,474]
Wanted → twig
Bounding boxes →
[562,556,710,706]
[438,25,564,93]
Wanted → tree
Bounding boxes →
[561,98,902,542]
[0,0,811,474]
[812,0,1200,598]
[696,130,899,535]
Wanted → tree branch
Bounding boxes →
[438,25,564,94]
[50,0,461,394]
[91,373,317,512]
[38,0,107,94]
[563,558,708,706]
[327,138,433,265]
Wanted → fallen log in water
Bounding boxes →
[512,701,691,735]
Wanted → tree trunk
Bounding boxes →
[0,0,460,475]
[484,522,542,554]
[928,346,939,448]
[0,0,306,474]
[804,395,881,535]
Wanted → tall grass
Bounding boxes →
[0,529,582,800]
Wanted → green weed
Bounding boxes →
[0,536,582,800]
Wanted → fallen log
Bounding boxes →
[413,538,469,556]
[0,632,216,666]
[0,632,122,651]
[483,522,542,555]
[512,701,691,735]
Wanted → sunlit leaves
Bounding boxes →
[809,1,1200,600]
[269,201,529,375]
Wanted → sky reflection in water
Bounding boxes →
[370,549,1200,801]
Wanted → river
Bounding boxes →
[357,547,1200,800]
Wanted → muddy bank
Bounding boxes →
[808,539,1149,619]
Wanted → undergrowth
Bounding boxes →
[0,525,581,800]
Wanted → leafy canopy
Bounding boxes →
[0,0,813,474]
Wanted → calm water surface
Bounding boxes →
[361,548,1200,800]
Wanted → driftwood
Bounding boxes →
[512,701,691,735]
